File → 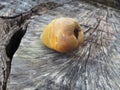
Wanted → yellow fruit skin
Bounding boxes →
[41,17,84,53]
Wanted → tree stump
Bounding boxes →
[0,0,120,90]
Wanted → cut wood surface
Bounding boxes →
[0,1,60,90]
[83,0,120,9]
[0,0,120,90]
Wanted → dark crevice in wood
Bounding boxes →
[5,28,27,60]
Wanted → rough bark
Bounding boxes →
[0,2,60,90]
[0,12,30,90]
[81,0,120,9]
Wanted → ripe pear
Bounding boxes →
[41,17,84,53]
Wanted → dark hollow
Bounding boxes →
[5,28,26,60]
[74,29,79,39]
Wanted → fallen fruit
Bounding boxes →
[41,17,84,53]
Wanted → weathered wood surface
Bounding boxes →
[0,15,29,90]
[0,1,60,90]
[0,0,120,90]
[83,0,120,9]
